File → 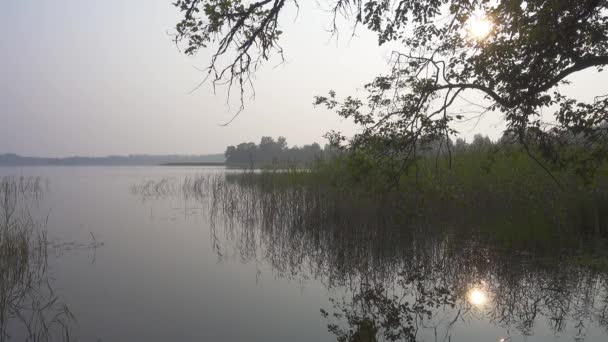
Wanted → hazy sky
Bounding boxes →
[2,1,607,157]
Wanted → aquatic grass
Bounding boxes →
[131,167,608,341]
[222,147,608,245]
[133,156,608,258]
[0,176,74,342]
[130,172,608,338]
[130,164,608,282]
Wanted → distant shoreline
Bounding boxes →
[159,162,226,166]
[0,153,226,167]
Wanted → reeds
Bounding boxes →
[131,171,608,285]
[0,176,73,342]
[131,172,608,340]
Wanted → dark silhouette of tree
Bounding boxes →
[174,0,608,178]
[224,136,332,166]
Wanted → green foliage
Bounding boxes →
[175,0,608,176]
[225,136,608,246]
[224,136,336,167]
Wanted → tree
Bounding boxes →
[174,0,608,178]
[223,136,330,165]
[277,136,288,150]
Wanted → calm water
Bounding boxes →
[1,166,607,342]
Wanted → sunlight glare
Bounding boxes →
[468,288,488,306]
[468,16,493,40]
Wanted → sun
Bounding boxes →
[468,288,488,306]
[467,16,493,40]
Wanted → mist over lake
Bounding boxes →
[3,1,608,341]
[2,166,607,342]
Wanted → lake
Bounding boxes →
[1,166,607,342]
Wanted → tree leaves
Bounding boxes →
[174,0,608,179]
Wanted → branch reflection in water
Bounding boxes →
[132,173,608,342]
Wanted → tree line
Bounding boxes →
[225,134,500,166]
[224,136,338,167]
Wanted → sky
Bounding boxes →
[1,0,607,157]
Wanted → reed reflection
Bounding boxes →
[132,174,608,341]
[0,177,74,342]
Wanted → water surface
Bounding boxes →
[1,166,607,342]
